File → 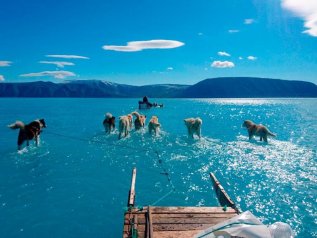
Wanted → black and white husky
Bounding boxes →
[8,119,47,150]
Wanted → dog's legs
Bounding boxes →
[17,132,24,150]
[125,127,128,138]
[190,129,194,139]
[35,136,39,146]
[248,131,253,140]
[197,129,201,139]
[260,136,263,141]
[263,135,268,143]
[187,127,191,138]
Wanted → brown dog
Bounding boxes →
[242,120,276,142]
[131,111,146,130]
[184,117,202,139]
[8,119,47,150]
[118,114,133,139]
[103,113,115,134]
[148,116,160,136]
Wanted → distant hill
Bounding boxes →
[0,77,316,98]
[181,77,317,98]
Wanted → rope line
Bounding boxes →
[45,130,149,152]
[149,150,176,206]
[45,130,176,205]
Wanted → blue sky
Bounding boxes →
[0,0,316,85]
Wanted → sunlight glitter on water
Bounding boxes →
[0,98,316,237]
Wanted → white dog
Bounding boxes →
[131,111,146,130]
[118,114,132,139]
[184,117,202,139]
[148,116,160,136]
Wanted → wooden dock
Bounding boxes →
[123,168,239,238]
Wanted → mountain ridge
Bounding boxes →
[0,77,316,98]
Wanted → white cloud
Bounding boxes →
[218,51,231,57]
[0,75,4,81]
[20,71,76,79]
[39,61,75,68]
[244,19,255,24]
[239,56,243,60]
[102,40,185,52]
[228,29,240,33]
[282,0,317,37]
[247,56,257,60]
[46,55,89,59]
[167,67,174,71]
[211,61,235,68]
[0,61,12,67]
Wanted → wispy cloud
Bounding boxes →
[218,51,231,57]
[46,55,89,59]
[0,61,12,67]
[167,67,174,71]
[239,56,243,60]
[281,0,317,37]
[102,40,185,52]
[247,56,257,60]
[228,29,240,33]
[244,18,255,24]
[0,75,4,81]
[20,71,76,79]
[211,61,235,68]
[39,61,75,68]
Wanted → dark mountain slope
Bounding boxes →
[0,77,316,98]
[181,77,317,97]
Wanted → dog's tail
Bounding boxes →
[8,121,25,130]
[267,130,276,137]
[131,111,141,118]
[105,112,113,119]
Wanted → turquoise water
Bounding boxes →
[0,98,316,237]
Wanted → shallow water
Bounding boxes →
[0,98,316,237]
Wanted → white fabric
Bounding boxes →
[194,211,272,238]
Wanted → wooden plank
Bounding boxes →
[124,224,145,232]
[154,223,217,231]
[149,206,237,214]
[128,167,137,207]
[138,231,145,238]
[153,230,203,238]
[151,213,236,219]
[125,207,237,216]
[133,215,138,236]
[147,206,153,238]
[137,217,233,225]
[124,223,219,232]
[124,213,146,221]
[125,213,235,221]
[123,212,140,237]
